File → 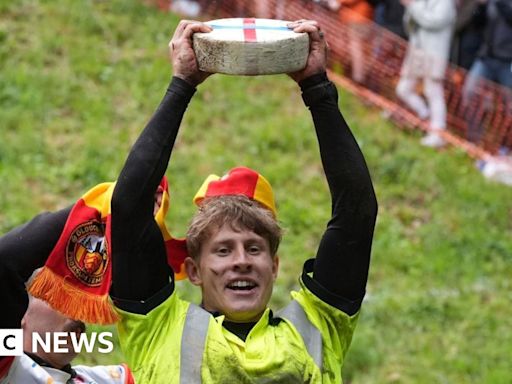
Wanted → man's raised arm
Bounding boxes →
[289,20,378,316]
[110,21,212,310]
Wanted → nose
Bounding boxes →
[232,247,252,271]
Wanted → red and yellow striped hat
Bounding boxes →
[193,166,276,216]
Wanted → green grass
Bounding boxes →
[1,1,511,382]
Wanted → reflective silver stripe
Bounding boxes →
[180,304,210,384]
[277,300,323,369]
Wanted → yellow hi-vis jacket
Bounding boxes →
[116,276,359,383]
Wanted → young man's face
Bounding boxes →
[186,223,279,322]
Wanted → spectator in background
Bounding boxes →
[396,0,457,148]
[329,0,375,84]
[451,0,486,69]
[374,0,407,39]
[462,0,512,146]
[365,0,406,94]
[462,0,512,92]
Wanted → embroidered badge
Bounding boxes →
[66,220,108,286]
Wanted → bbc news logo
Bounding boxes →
[0,329,113,356]
[0,330,23,356]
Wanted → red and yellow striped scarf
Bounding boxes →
[28,177,187,324]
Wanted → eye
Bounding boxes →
[215,247,230,257]
[247,245,261,255]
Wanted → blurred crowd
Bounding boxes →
[326,0,511,184]
[314,0,511,146]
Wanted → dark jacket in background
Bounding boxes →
[375,0,406,39]
[451,0,486,69]
[479,0,512,60]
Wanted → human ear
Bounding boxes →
[184,257,202,286]
[272,255,279,281]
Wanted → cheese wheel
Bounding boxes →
[193,18,309,75]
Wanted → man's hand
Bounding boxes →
[169,20,213,86]
[287,20,328,83]
[400,0,413,6]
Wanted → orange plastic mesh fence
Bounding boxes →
[156,0,512,161]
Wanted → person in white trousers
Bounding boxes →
[396,0,457,148]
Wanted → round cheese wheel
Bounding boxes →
[193,18,309,75]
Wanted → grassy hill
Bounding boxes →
[1,1,511,382]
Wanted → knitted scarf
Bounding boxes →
[28,177,187,324]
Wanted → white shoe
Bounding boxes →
[421,132,446,148]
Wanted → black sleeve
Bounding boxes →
[298,73,378,316]
[0,207,71,328]
[110,77,196,314]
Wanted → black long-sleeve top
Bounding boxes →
[110,73,378,317]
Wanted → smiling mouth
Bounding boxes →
[227,280,258,291]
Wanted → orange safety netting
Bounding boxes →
[154,0,512,166]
